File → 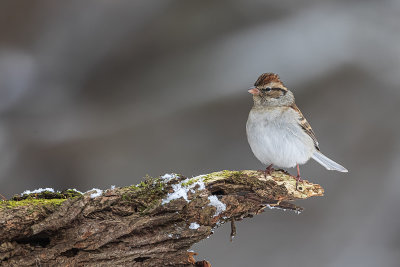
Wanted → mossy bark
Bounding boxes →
[0,170,323,267]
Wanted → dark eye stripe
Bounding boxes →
[271,88,287,95]
[261,87,287,95]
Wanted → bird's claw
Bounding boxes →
[295,175,303,189]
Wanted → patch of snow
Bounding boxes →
[207,195,226,217]
[21,188,55,195]
[88,188,103,198]
[161,173,178,182]
[20,187,86,197]
[110,185,116,190]
[168,234,173,238]
[265,204,302,214]
[189,222,200,230]
[162,175,207,204]
[190,175,206,192]
[266,204,284,211]
[71,188,83,194]
[192,174,206,183]
[162,183,189,204]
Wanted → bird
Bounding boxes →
[246,73,348,183]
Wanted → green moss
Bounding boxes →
[1,189,82,210]
[0,198,66,210]
[60,189,83,198]
[181,177,200,187]
[128,175,163,190]
[121,175,168,214]
[12,189,82,201]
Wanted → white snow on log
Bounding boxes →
[161,173,178,182]
[21,188,55,195]
[266,204,282,210]
[162,183,189,204]
[161,174,206,204]
[265,204,302,214]
[88,188,103,198]
[207,195,226,217]
[20,188,96,197]
[189,222,200,230]
[72,189,83,194]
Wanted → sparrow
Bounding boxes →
[246,73,348,182]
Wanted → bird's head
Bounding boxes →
[248,73,294,107]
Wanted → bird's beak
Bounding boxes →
[248,88,260,95]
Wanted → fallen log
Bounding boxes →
[0,170,323,266]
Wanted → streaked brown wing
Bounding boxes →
[290,103,320,150]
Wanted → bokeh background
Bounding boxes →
[1,1,400,266]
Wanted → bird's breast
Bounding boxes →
[246,108,315,168]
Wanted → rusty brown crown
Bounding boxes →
[254,73,283,87]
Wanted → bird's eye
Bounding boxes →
[262,87,271,92]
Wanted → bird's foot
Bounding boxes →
[295,175,303,189]
[258,164,274,178]
[293,164,304,190]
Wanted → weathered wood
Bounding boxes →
[0,170,323,266]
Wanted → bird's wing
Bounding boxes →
[290,103,320,150]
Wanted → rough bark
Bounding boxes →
[0,170,324,266]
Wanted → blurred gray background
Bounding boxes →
[1,1,400,266]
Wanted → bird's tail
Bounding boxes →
[312,151,348,172]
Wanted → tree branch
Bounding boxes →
[0,170,323,266]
